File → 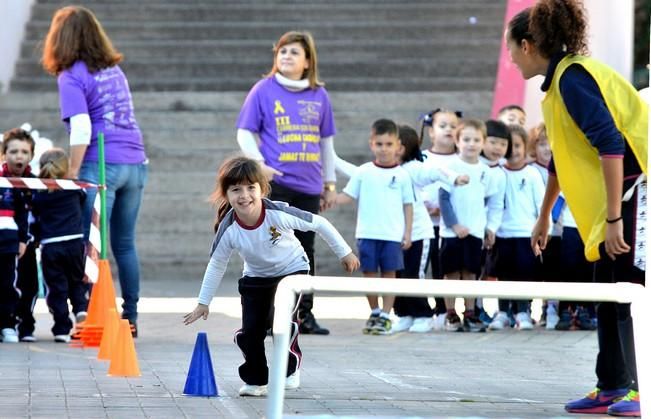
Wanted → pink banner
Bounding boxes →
[491,0,536,118]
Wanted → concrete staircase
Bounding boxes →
[1,0,505,281]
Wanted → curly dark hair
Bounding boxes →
[508,0,589,58]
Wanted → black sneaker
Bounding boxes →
[463,311,487,333]
[555,310,573,331]
[299,313,330,335]
[575,307,597,331]
[362,314,379,334]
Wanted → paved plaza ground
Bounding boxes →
[0,277,602,418]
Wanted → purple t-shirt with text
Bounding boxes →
[58,61,146,164]
[236,77,336,195]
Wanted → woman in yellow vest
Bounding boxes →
[506,0,647,416]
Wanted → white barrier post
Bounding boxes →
[267,277,304,419]
[266,277,647,419]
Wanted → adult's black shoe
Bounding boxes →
[299,314,329,335]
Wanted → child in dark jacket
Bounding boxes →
[31,148,88,343]
[0,128,31,343]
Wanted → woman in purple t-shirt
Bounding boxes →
[236,31,337,335]
[42,6,148,336]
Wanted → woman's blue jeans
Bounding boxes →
[80,161,148,322]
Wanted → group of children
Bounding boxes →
[0,127,88,344]
[184,105,598,396]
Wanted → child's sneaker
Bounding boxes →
[432,312,447,331]
[285,371,300,390]
[489,311,510,330]
[607,389,640,417]
[545,304,560,330]
[362,314,379,334]
[20,335,37,343]
[478,309,493,326]
[1,328,19,343]
[515,312,533,330]
[575,307,597,331]
[408,317,433,333]
[463,311,486,332]
[445,312,463,332]
[555,309,573,331]
[54,334,71,343]
[565,387,628,414]
[239,384,268,397]
[75,311,87,323]
[391,316,413,333]
[371,316,392,335]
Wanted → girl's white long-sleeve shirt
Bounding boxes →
[496,165,546,238]
[197,199,351,305]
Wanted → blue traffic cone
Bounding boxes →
[183,332,218,397]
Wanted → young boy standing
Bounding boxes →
[0,128,31,343]
[337,119,414,335]
[439,119,498,332]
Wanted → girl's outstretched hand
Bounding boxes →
[183,303,209,325]
[341,252,360,273]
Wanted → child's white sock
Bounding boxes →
[371,308,381,316]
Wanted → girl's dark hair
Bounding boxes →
[265,31,323,88]
[39,148,69,179]
[399,125,424,163]
[419,108,463,144]
[484,119,513,159]
[210,156,270,231]
[42,6,122,75]
[2,128,36,154]
[508,0,589,58]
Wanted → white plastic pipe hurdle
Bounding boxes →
[267,275,648,419]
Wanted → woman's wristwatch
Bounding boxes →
[324,183,336,192]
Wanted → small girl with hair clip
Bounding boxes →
[392,125,468,333]
[420,108,462,328]
[31,148,88,343]
[184,156,358,397]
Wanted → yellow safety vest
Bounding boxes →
[541,55,648,261]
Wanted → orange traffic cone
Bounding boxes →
[74,260,118,347]
[97,308,119,361]
[108,320,141,377]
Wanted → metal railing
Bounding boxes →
[267,275,648,418]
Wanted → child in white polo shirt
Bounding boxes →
[337,119,414,335]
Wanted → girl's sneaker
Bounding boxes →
[565,387,628,414]
[408,317,433,333]
[20,335,37,343]
[607,390,640,417]
[545,304,560,330]
[54,334,71,343]
[515,312,534,330]
[463,311,486,333]
[432,312,447,331]
[445,312,463,332]
[489,311,510,330]
[285,371,300,390]
[1,328,19,343]
[391,316,414,333]
[239,384,268,397]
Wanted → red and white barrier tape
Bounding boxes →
[0,176,103,283]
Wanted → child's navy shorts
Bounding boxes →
[439,236,482,276]
[357,239,404,273]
